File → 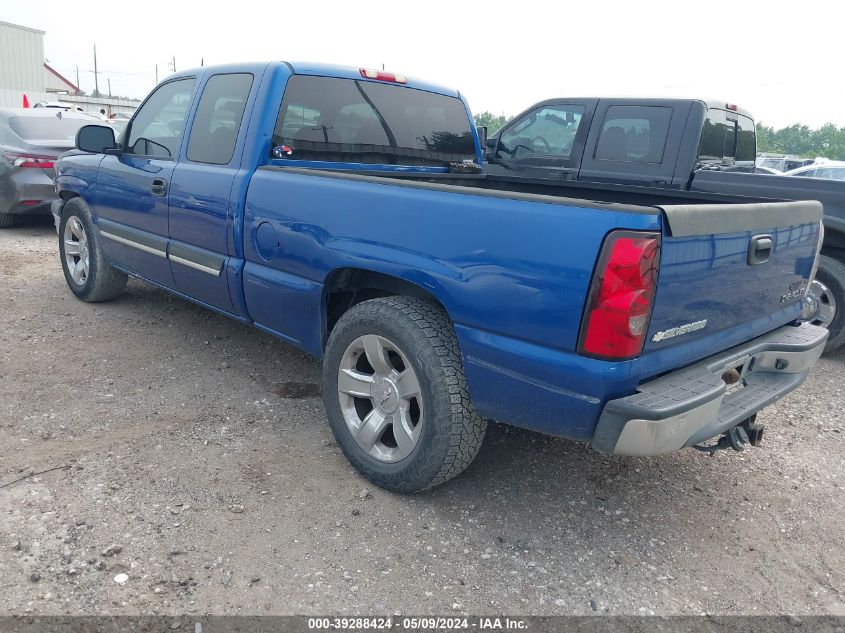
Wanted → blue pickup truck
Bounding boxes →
[53,61,828,492]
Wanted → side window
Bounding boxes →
[736,115,756,163]
[496,105,585,160]
[594,105,672,163]
[126,78,195,159]
[187,73,253,165]
[812,167,845,180]
[796,169,816,178]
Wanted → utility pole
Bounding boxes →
[201,57,204,67]
[155,64,158,84]
[75,65,80,94]
[93,44,100,97]
[108,78,112,98]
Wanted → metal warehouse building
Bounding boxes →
[0,20,51,107]
[0,20,138,114]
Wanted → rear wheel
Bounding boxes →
[59,198,127,302]
[812,255,845,352]
[322,296,486,493]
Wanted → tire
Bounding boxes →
[58,198,127,302]
[813,255,845,352]
[322,296,486,493]
[0,213,16,228]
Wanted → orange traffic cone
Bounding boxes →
[22,94,30,108]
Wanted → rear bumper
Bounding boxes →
[592,322,828,456]
[1,170,57,216]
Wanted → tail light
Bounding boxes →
[578,231,660,360]
[2,152,55,169]
[359,68,408,84]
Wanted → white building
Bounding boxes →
[0,20,138,115]
[0,20,50,107]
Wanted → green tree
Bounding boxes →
[756,121,845,160]
[473,111,509,134]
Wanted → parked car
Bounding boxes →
[32,101,85,112]
[482,98,845,351]
[784,161,845,181]
[752,165,783,175]
[756,154,817,173]
[53,62,826,492]
[0,108,102,227]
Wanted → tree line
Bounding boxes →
[756,123,845,160]
[473,111,845,161]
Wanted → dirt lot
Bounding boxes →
[1,220,844,616]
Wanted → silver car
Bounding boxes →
[0,108,101,228]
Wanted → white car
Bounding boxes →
[784,161,845,181]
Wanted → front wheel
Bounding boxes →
[322,296,486,493]
[58,198,127,302]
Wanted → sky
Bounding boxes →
[3,0,843,129]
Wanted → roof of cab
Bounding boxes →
[287,61,460,98]
[525,97,754,120]
[166,61,461,99]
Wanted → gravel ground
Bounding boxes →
[1,220,843,616]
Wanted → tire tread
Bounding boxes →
[323,296,486,493]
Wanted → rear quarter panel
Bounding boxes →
[242,168,661,438]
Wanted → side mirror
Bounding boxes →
[476,125,488,152]
[486,135,498,155]
[76,125,117,153]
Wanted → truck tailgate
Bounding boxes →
[645,200,822,357]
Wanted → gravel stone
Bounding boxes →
[1,225,843,616]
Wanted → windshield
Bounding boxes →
[8,115,98,142]
[272,75,476,167]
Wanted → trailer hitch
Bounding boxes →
[692,416,764,457]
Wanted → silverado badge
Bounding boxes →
[651,319,708,342]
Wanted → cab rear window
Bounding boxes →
[271,75,475,167]
[698,109,756,166]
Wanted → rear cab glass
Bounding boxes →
[697,108,756,169]
[271,75,475,167]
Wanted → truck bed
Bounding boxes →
[268,167,782,211]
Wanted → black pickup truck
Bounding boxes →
[482,98,845,350]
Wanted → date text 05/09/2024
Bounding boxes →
[307,616,529,630]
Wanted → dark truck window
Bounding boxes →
[496,104,585,160]
[736,114,756,163]
[127,78,195,159]
[272,75,475,167]
[187,73,253,165]
[594,105,672,163]
[698,109,756,167]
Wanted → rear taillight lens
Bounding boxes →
[2,152,55,169]
[578,231,660,360]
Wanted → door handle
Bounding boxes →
[748,234,773,266]
[151,178,168,197]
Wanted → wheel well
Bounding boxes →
[59,191,79,202]
[324,269,446,340]
[823,224,845,257]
